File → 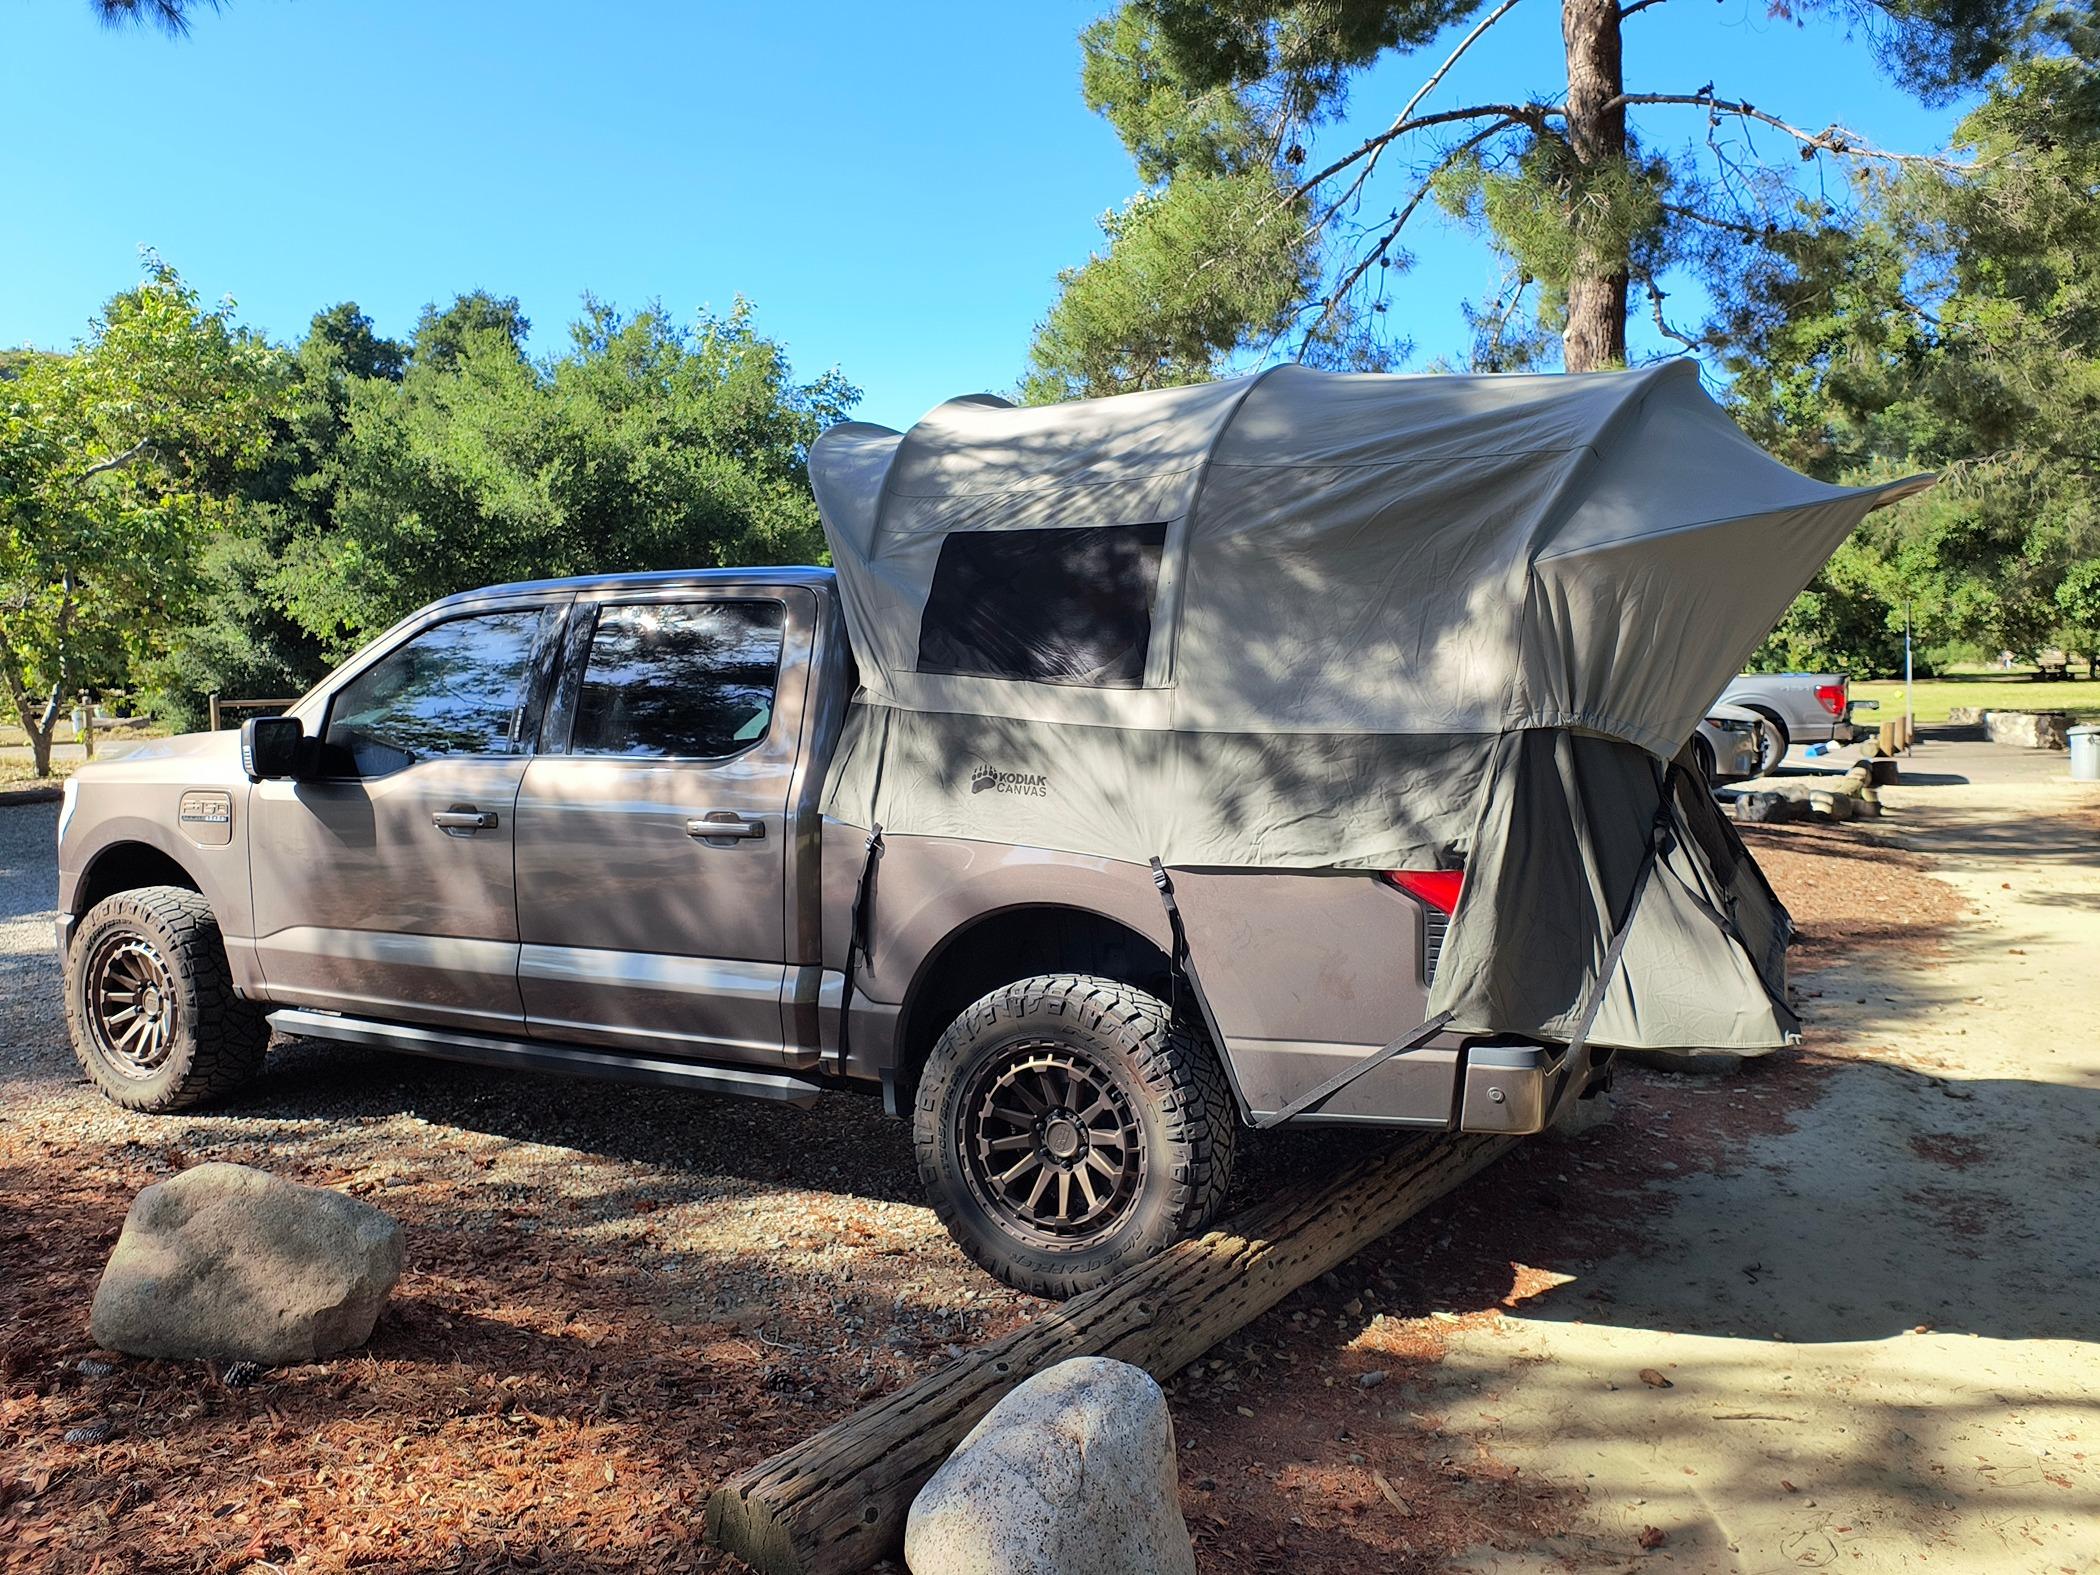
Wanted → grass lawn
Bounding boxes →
[0,756,78,792]
[0,717,169,791]
[1853,671,2100,724]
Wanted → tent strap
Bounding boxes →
[1147,858,1259,1123]
[838,822,885,1070]
[1149,857,1452,1130]
[1257,1011,1457,1129]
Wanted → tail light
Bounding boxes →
[1382,869,1464,986]
[1382,869,1464,914]
[1814,681,1846,717]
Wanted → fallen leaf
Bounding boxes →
[1638,1524,1667,1550]
[1638,1368,1673,1389]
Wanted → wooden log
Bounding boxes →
[705,1132,1516,1575]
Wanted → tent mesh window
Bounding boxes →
[915,522,1168,688]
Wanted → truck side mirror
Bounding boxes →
[240,715,305,781]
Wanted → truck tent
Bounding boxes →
[811,361,1929,1054]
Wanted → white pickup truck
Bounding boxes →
[1715,672,1872,773]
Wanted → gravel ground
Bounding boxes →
[0,787,2016,1575]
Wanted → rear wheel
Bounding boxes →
[914,974,1236,1298]
[65,886,270,1112]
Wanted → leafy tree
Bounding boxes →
[0,259,282,772]
[142,302,407,727]
[275,295,857,654]
[2057,560,2100,676]
[1027,0,2033,397]
[410,291,529,375]
[1721,15,2100,669]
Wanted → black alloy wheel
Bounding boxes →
[958,1041,1147,1247]
[914,973,1236,1298]
[83,930,182,1079]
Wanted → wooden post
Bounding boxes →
[705,1132,1516,1575]
[208,693,222,733]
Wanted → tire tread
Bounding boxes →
[913,973,1237,1298]
[65,885,269,1112]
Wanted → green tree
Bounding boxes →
[1720,17,2100,667]
[2056,561,2100,676]
[275,295,857,653]
[0,259,282,773]
[1027,0,2034,398]
[142,302,408,727]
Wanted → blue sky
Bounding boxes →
[3,0,1973,431]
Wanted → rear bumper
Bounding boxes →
[1457,1040,1605,1134]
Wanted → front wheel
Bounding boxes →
[913,974,1237,1299]
[65,886,270,1112]
[1751,712,1790,775]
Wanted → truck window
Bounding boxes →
[568,600,785,760]
[916,523,1166,688]
[324,609,550,777]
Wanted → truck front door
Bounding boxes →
[510,586,812,1065]
[250,602,564,1032]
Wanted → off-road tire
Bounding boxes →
[64,886,270,1112]
[1748,708,1790,775]
[914,973,1237,1298]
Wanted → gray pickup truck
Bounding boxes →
[1715,672,1869,773]
[55,567,1594,1295]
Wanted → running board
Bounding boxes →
[265,1009,825,1107]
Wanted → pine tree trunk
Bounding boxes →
[1560,0,1629,372]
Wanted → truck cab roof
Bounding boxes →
[425,564,837,612]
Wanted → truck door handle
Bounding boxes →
[686,814,765,842]
[432,809,498,832]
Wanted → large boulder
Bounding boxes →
[91,1163,404,1364]
[905,1357,1197,1575]
[1985,710,2071,749]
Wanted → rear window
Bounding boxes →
[569,600,784,759]
[916,523,1167,688]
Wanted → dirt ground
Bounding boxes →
[2,731,2096,1574]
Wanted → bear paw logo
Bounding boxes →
[970,762,998,794]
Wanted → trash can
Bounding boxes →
[2071,726,2100,781]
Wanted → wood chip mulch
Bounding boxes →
[0,815,1968,1575]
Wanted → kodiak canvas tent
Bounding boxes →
[810,361,1928,1055]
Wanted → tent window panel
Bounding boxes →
[916,523,1168,688]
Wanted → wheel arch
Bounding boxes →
[74,839,203,917]
[892,904,1176,1114]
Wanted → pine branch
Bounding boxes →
[1641,276,1708,351]
[1294,0,1532,210]
[1611,93,1973,170]
[1296,119,1520,359]
[1293,99,1555,207]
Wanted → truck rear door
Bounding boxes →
[510,584,817,1066]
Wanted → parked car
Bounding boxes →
[1693,703,1767,784]
[1714,672,1863,773]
